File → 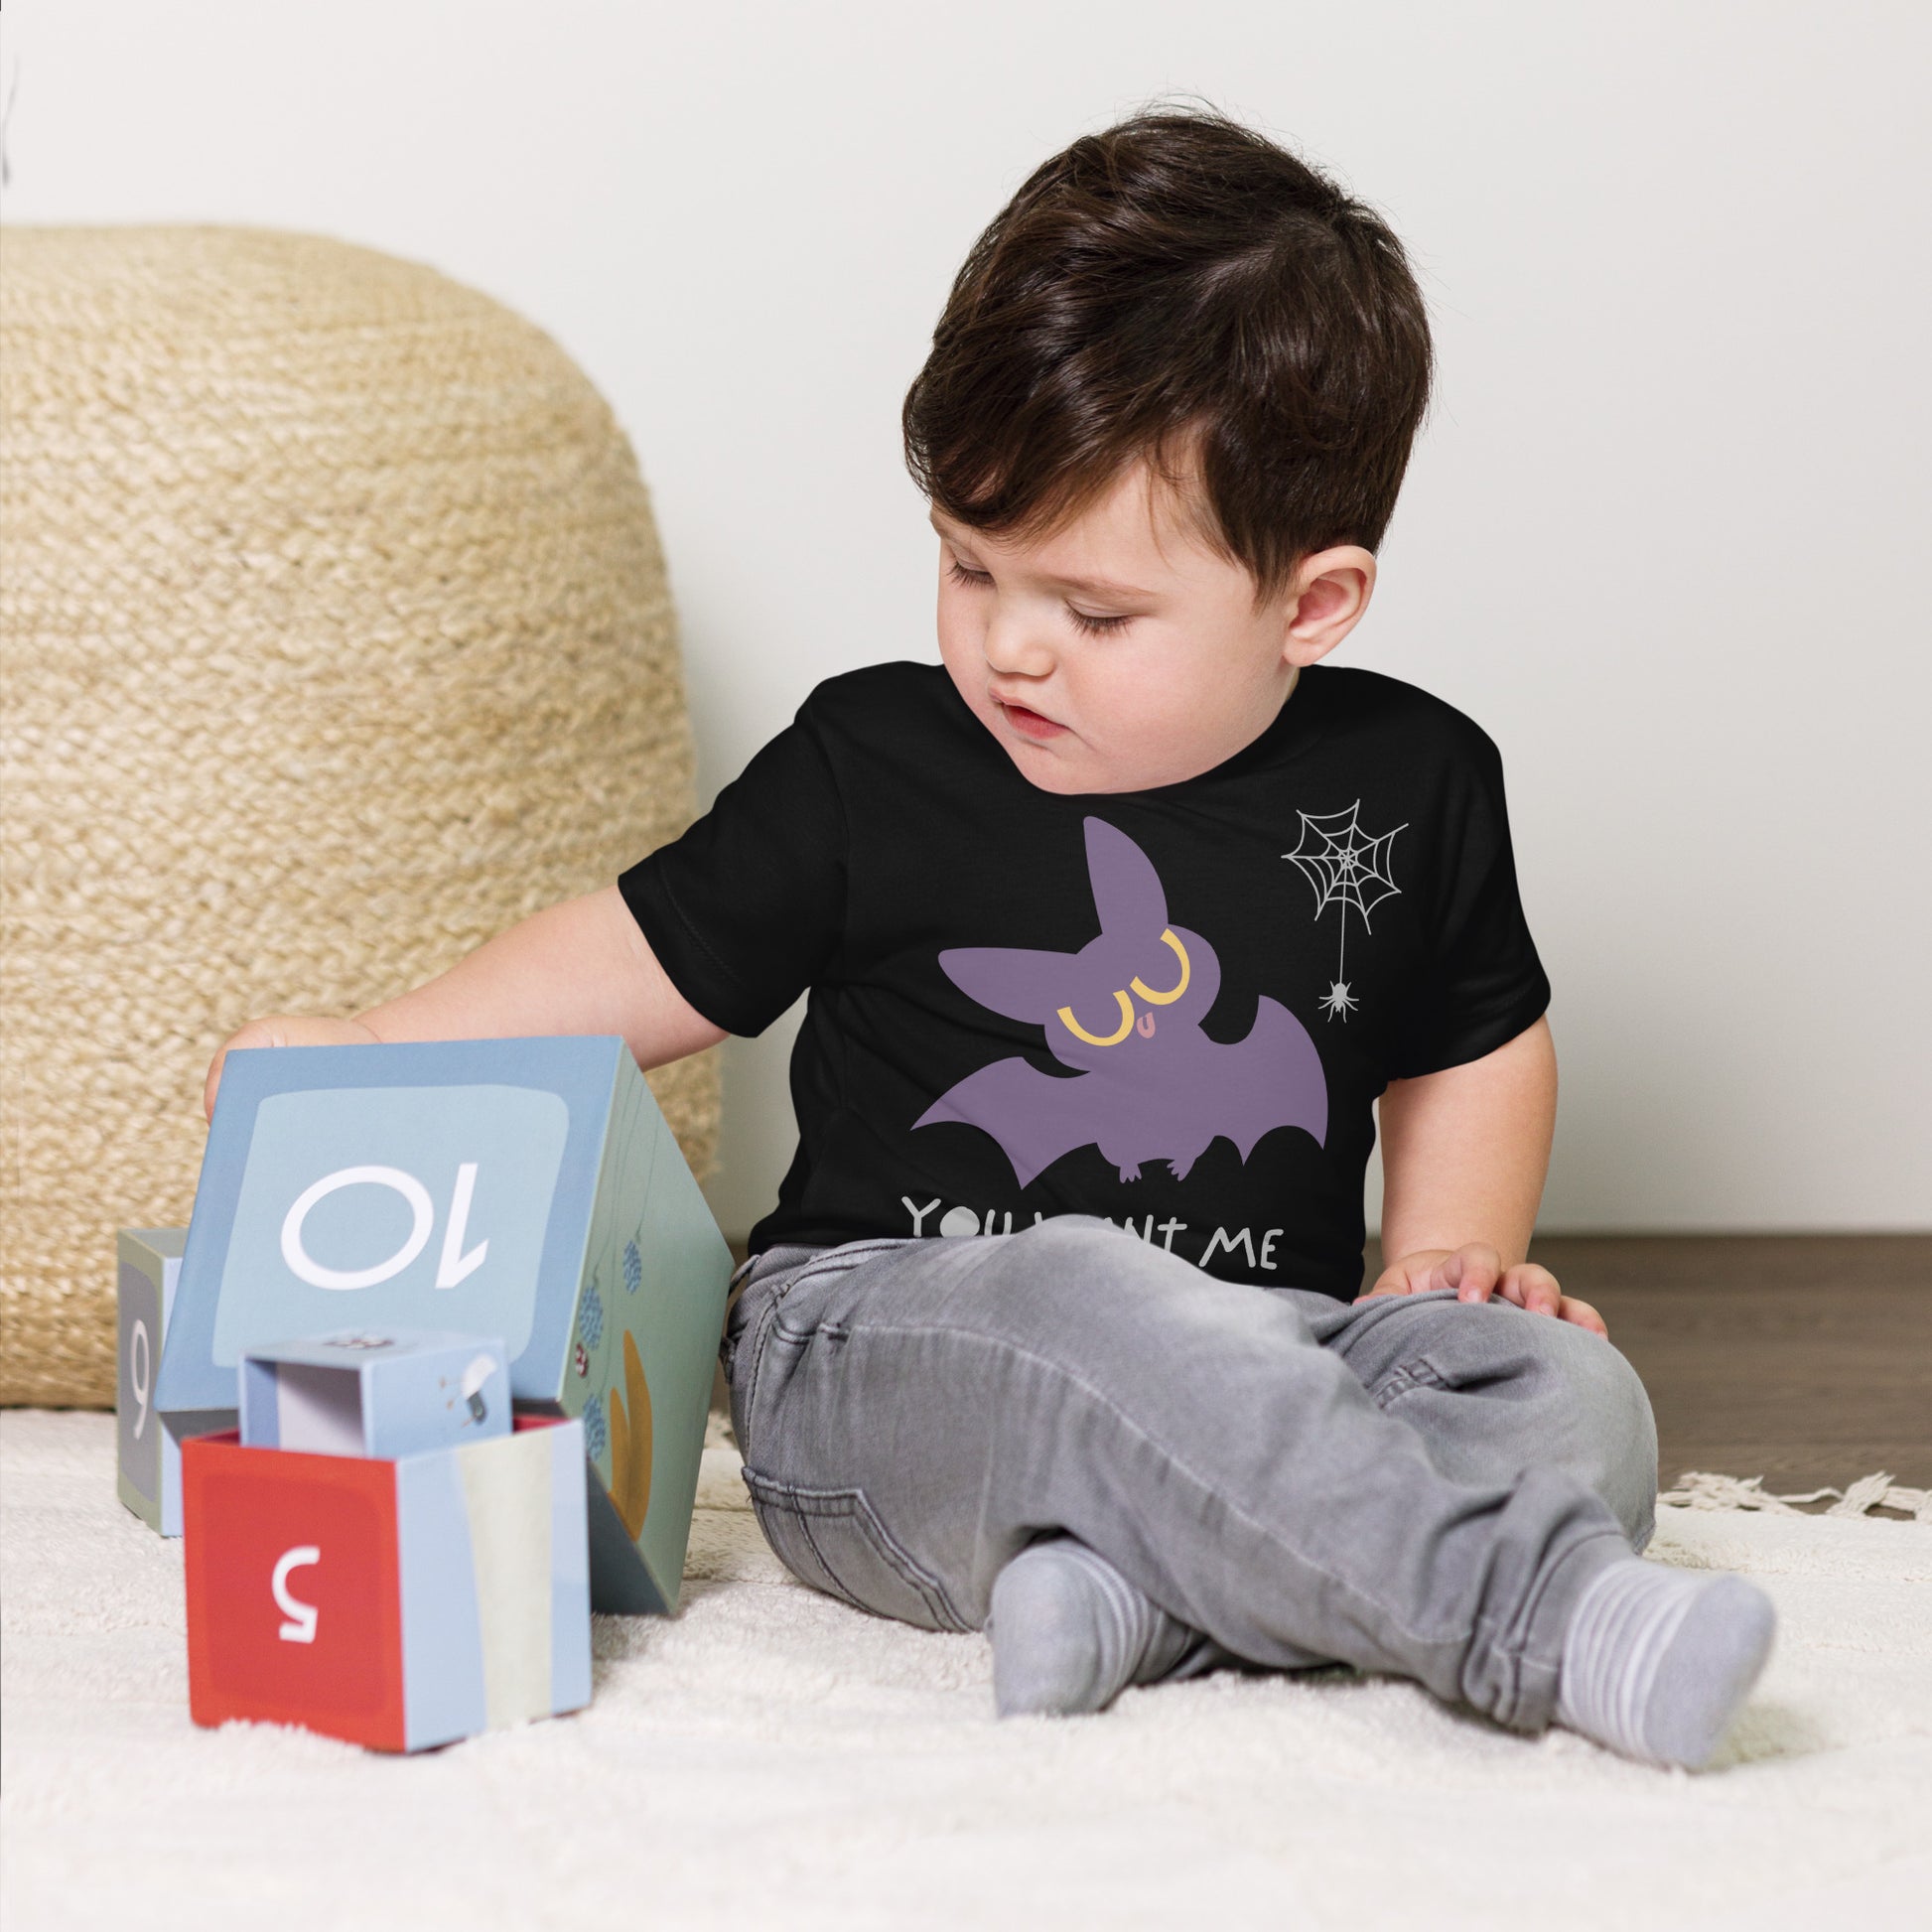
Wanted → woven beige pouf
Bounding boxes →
[0,226,722,1407]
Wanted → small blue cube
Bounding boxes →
[239,1329,510,1460]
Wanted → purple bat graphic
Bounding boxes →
[914,818,1327,1187]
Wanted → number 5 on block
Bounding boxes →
[273,1546,321,1642]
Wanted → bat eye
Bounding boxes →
[1129,929,1190,1005]
[1055,990,1135,1046]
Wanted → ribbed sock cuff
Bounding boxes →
[1556,1559,1775,1768]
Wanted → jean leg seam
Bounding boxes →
[1470,1524,1627,1725]
[791,1504,871,1615]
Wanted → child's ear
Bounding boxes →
[1279,544,1377,668]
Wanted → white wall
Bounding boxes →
[6,0,1927,1237]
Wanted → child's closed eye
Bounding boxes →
[946,558,1134,635]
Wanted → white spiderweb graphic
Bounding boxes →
[1284,802,1408,1019]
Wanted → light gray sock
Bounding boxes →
[987,1537,1197,1719]
[1556,1557,1776,1769]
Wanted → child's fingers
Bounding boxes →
[1558,1296,1609,1337]
[203,1020,274,1121]
[1359,1270,1423,1301]
[1362,1249,1442,1299]
[1438,1244,1501,1302]
[204,1014,378,1120]
[1499,1264,1563,1317]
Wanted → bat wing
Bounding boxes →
[1219,997,1328,1159]
[913,1057,1098,1190]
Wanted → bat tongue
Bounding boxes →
[1137,1012,1157,1038]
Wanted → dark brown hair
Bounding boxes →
[902,107,1434,599]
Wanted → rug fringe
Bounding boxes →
[1660,1470,1931,1522]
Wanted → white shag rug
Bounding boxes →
[4,1412,1927,1932]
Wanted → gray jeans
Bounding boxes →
[723,1215,1657,1730]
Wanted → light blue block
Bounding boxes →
[395,1417,592,1750]
[239,1329,510,1459]
[548,1415,594,1713]
[395,1438,490,1747]
[156,1036,733,1610]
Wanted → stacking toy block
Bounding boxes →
[184,1415,591,1751]
[117,1229,227,1536]
[240,1331,510,1458]
[156,1036,732,1612]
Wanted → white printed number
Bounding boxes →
[127,1317,151,1441]
[273,1546,322,1643]
[280,1162,487,1292]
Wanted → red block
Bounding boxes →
[183,1432,406,1749]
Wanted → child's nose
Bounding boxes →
[981,611,1057,679]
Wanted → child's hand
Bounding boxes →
[204,1016,381,1122]
[1363,1245,1607,1336]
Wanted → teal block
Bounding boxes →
[156,1036,732,1610]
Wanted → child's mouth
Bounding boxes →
[997,698,1067,742]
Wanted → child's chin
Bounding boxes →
[1007,745,1136,796]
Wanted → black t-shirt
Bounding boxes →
[620,661,1549,1301]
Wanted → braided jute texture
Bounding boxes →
[0,227,721,1407]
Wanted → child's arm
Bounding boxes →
[1366,1017,1605,1333]
[202,886,728,1120]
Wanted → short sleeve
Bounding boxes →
[618,700,846,1037]
[1387,735,1551,1079]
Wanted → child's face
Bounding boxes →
[933,461,1374,794]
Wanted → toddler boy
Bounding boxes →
[210,110,1774,1766]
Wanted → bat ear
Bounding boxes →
[937,945,1072,1025]
[1083,817,1168,935]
